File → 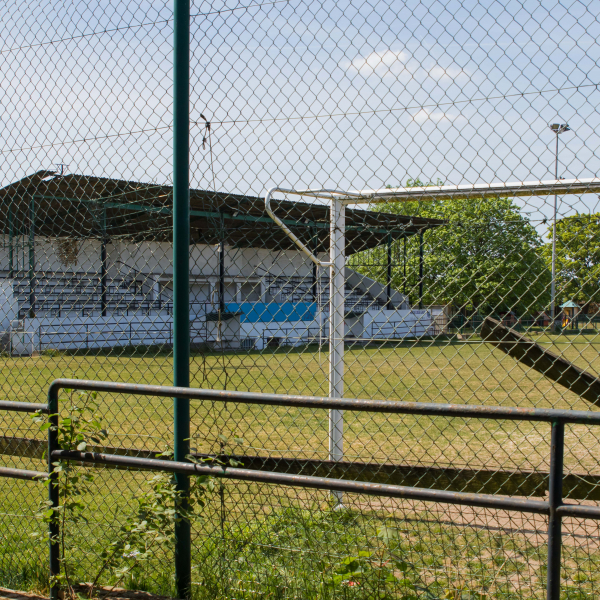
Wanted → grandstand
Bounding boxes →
[0,171,444,353]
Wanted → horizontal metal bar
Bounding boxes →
[0,400,48,413]
[0,467,47,480]
[48,379,600,425]
[556,504,600,520]
[52,450,551,515]
[6,434,600,499]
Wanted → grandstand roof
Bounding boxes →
[0,171,445,254]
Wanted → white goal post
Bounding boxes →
[265,177,600,502]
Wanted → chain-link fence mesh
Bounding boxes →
[2,0,600,598]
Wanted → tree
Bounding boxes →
[541,213,600,309]
[349,178,551,315]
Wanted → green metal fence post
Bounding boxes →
[47,385,59,600]
[547,420,565,600]
[173,0,191,593]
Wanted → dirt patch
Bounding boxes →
[0,587,174,600]
[0,588,47,600]
[351,497,600,549]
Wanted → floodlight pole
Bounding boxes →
[549,123,571,330]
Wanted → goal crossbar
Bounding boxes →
[273,177,600,204]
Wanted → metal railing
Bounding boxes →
[17,299,175,319]
[38,323,175,351]
[2,379,600,600]
[368,317,433,340]
[262,326,325,346]
[3,322,210,355]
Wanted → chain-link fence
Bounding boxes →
[2,0,600,598]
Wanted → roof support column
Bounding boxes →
[100,207,108,317]
[403,236,407,298]
[311,228,318,303]
[28,195,35,318]
[8,201,14,279]
[386,233,392,309]
[419,229,424,310]
[219,239,225,314]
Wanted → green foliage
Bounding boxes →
[190,507,498,600]
[328,548,416,598]
[7,487,596,599]
[541,213,600,308]
[32,391,215,599]
[41,348,63,357]
[349,178,550,314]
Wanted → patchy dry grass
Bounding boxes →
[2,333,600,597]
[2,334,600,472]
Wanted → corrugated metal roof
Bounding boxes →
[0,171,445,254]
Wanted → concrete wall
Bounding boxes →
[112,242,319,279]
[8,306,433,355]
[0,236,104,274]
[11,314,174,355]
[239,307,433,350]
[366,309,433,338]
[225,302,317,323]
[0,237,321,281]
[0,280,17,330]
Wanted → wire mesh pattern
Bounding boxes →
[1,0,600,598]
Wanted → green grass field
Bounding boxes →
[2,334,600,598]
[3,334,600,471]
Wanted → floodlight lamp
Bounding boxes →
[550,123,570,134]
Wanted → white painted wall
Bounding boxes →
[8,307,432,355]
[0,280,17,330]
[1,237,320,279]
[366,309,433,338]
[35,239,102,272]
[11,314,174,355]
[238,307,433,350]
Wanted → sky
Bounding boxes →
[1,0,599,226]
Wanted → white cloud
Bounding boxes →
[347,50,469,83]
[428,65,468,81]
[348,50,410,78]
[412,108,463,123]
